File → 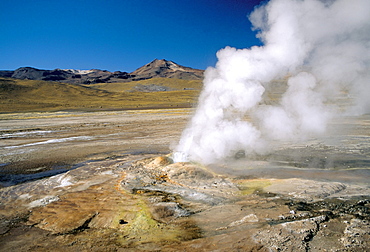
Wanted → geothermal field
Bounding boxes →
[1,0,370,251]
[0,109,369,251]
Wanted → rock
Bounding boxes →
[0,218,10,235]
[122,158,238,205]
[264,178,347,201]
[341,218,370,249]
[148,156,171,166]
[254,215,328,251]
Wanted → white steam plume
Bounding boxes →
[173,0,370,164]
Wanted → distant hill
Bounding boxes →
[0,59,204,84]
[4,67,133,84]
[0,76,202,113]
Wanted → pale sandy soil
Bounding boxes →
[0,109,190,186]
[0,109,369,251]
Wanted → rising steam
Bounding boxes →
[173,0,370,164]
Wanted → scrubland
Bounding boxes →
[0,77,202,113]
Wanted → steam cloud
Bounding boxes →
[173,0,370,164]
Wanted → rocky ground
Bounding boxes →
[0,109,369,251]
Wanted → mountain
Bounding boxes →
[2,67,133,84]
[0,59,204,84]
[130,59,204,80]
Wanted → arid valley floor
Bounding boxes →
[1,109,370,251]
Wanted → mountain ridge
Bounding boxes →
[0,59,204,84]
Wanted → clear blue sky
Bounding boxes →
[0,0,264,72]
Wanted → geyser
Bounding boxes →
[173,0,370,164]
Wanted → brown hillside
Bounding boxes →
[0,78,201,113]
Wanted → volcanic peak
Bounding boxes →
[130,59,204,81]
